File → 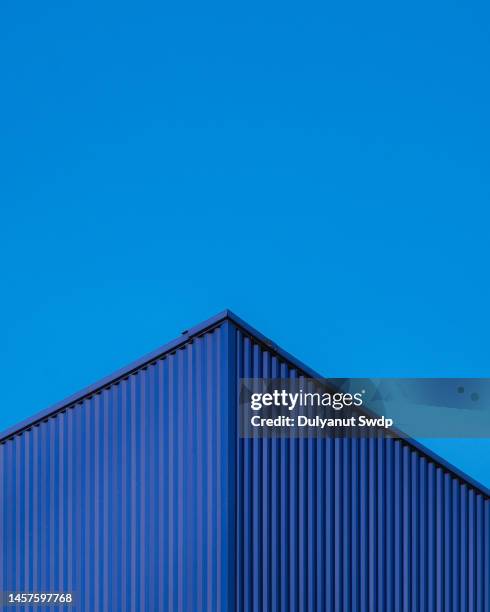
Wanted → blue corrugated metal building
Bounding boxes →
[1,310,489,611]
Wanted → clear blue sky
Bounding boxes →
[1,1,489,487]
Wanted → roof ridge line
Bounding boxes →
[1,309,489,499]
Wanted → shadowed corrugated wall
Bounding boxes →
[0,322,234,612]
[234,326,490,612]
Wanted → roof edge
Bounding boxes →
[0,310,230,443]
[0,309,318,444]
[227,310,490,498]
[1,309,489,499]
[225,309,323,379]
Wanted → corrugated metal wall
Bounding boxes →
[1,315,488,611]
[234,326,490,612]
[0,323,233,611]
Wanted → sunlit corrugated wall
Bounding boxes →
[0,320,235,611]
[1,311,489,611]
